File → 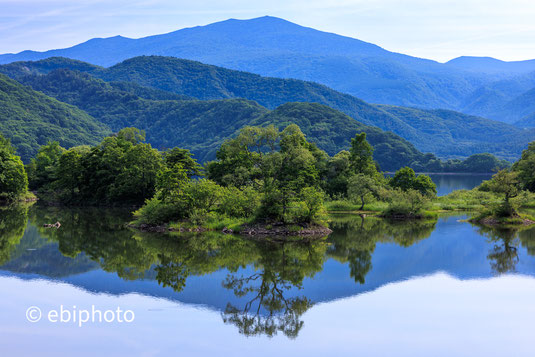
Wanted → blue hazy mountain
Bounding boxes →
[458,71,535,125]
[2,16,535,115]
[446,56,535,75]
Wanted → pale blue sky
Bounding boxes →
[1,0,534,62]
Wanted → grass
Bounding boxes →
[325,199,387,213]
[326,188,535,225]
[432,189,501,211]
[167,214,254,233]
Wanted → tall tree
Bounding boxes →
[349,132,377,176]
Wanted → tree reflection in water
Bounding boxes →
[475,225,522,274]
[221,239,326,338]
[0,203,30,265]
[22,205,441,338]
[328,214,437,284]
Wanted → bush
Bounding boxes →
[133,197,182,225]
[218,186,260,218]
[383,189,429,218]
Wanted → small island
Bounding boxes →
[2,124,535,235]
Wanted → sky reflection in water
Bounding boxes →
[1,194,535,355]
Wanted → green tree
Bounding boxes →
[322,150,351,197]
[347,173,381,210]
[349,132,377,176]
[0,135,28,200]
[27,141,65,190]
[486,169,521,217]
[164,147,202,178]
[512,141,535,192]
[55,146,89,202]
[389,167,436,197]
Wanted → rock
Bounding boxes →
[222,227,234,234]
[43,222,61,229]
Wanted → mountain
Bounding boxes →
[2,56,533,161]
[0,73,110,162]
[5,16,535,114]
[515,112,535,128]
[458,71,535,123]
[376,105,535,160]
[0,67,433,170]
[445,56,535,75]
[500,88,535,127]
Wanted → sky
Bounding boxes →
[1,0,535,62]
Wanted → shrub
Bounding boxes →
[133,198,182,225]
[383,189,429,218]
[218,186,260,218]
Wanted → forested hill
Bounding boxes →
[2,67,431,169]
[0,73,109,162]
[2,56,534,161]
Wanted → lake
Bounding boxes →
[1,202,535,356]
[391,173,493,196]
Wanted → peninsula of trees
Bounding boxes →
[2,123,533,233]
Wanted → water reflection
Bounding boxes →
[472,223,535,274]
[2,204,535,339]
[134,233,327,337]
[0,204,29,265]
[328,214,437,283]
[221,240,325,338]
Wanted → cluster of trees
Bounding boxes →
[15,123,441,226]
[410,153,510,173]
[137,124,438,225]
[0,134,28,201]
[138,124,329,225]
[477,141,535,218]
[27,128,198,205]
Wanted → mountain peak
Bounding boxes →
[446,56,505,65]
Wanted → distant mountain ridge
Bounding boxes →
[2,56,533,161]
[2,15,535,121]
[0,67,436,170]
[446,56,535,75]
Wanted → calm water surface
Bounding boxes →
[427,173,493,196]
[1,200,535,356]
[385,173,493,196]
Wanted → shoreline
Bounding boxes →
[129,221,332,237]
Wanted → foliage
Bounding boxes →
[347,174,382,210]
[389,167,437,197]
[383,189,431,218]
[512,141,535,192]
[349,132,378,175]
[485,170,522,217]
[0,135,28,200]
[26,141,65,190]
[208,124,326,224]
[31,128,169,205]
